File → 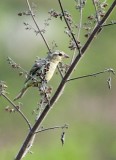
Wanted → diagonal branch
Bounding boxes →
[58,0,81,53]
[71,0,83,64]
[2,93,32,130]
[26,0,51,52]
[92,0,100,23]
[15,1,116,159]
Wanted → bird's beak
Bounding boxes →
[64,53,69,58]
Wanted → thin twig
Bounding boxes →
[102,21,116,27]
[67,68,115,82]
[58,0,81,53]
[7,57,39,83]
[57,65,64,78]
[92,0,100,23]
[2,93,32,130]
[71,0,83,64]
[77,0,83,39]
[26,0,51,52]
[35,124,68,133]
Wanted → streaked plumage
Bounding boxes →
[14,51,69,101]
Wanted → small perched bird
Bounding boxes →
[14,51,69,101]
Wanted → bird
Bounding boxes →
[14,50,69,101]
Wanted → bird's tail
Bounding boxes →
[14,86,29,101]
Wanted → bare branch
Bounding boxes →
[58,0,81,53]
[67,68,115,82]
[77,1,83,40]
[71,0,83,64]
[26,0,51,52]
[2,93,32,130]
[7,57,40,84]
[57,65,64,78]
[92,0,100,23]
[102,21,116,27]
[35,124,68,133]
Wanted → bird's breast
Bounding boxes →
[45,61,58,82]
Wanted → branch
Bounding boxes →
[102,21,116,27]
[57,65,64,78]
[71,0,83,64]
[92,0,100,23]
[2,93,32,130]
[67,68,115,82]
[35,124,68,133]
[81,1,116,54]
[15,1,116,159]
[58,0,81,53]
[77,1,83,40]
[26,0,51,52]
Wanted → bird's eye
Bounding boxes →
[59,53,62,56]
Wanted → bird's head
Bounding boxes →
[49,51,69,63]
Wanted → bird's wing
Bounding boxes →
[25,59,46,83]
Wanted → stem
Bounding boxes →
[92,0,100,23]
[77,0,83,39]
[57,65,64,78]
[67,68,113,82]
[26,0,51,52]
[58,0,81,53]
[2,93,31,130]
[102,21,116,27]
[71,0,83,64]
[35,124,68,133]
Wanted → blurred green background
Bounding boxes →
[0,1,116,160]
